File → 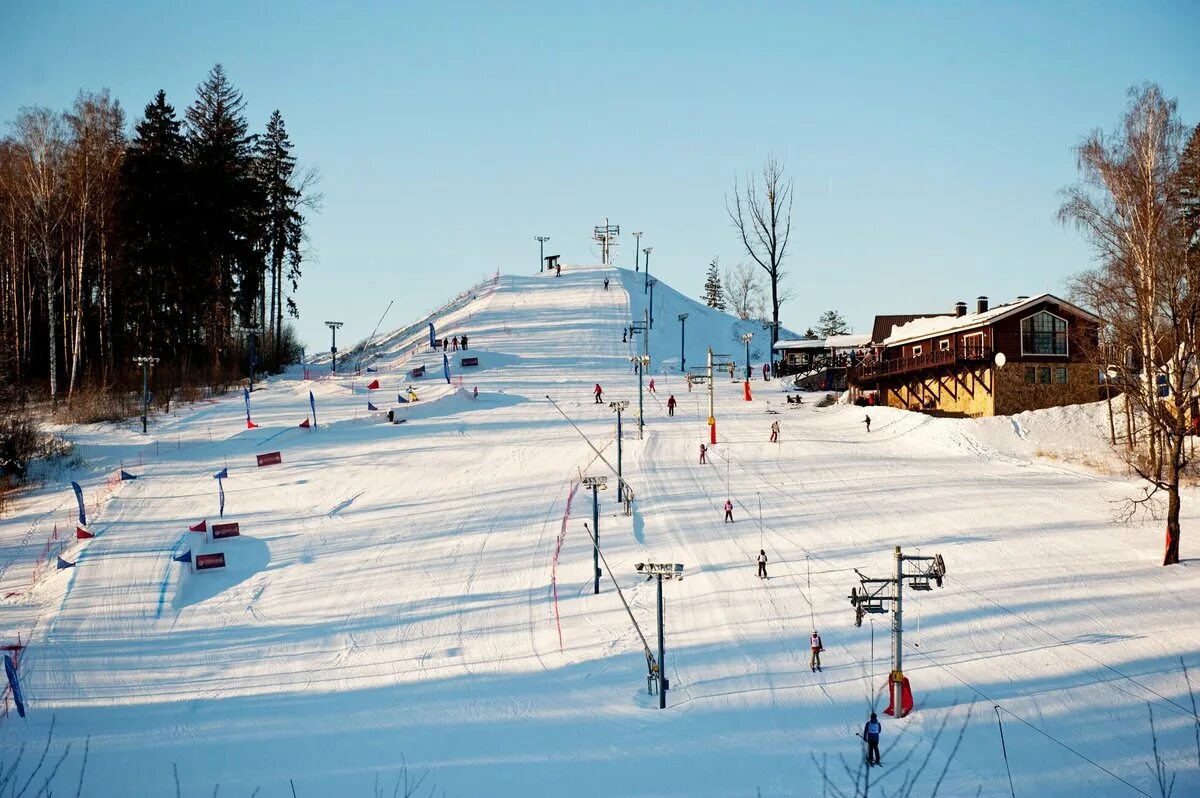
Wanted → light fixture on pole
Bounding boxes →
[741,332,754,381]
[642,247,653,293]
[609,401,629,504]
[535,235,550,272]
[635,561,684,708]
[132,356,159,434]
[582,476,608,595]
[324,321,344,373]
[678,313,689,372]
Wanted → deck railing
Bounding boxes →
[850,345,992,382]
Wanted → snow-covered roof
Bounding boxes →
[773,333,869,351]
[773,339,825,351]
[882,294,1099,347]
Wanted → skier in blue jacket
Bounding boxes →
[864,713,882,765]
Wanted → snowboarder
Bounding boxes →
[603,277,610,290]
[724,499,734,523]
[593,383,604,404]
[769,420,780,443]
[810,631,824,672]
[648,378,656,394]
[461,335,468,350]
[407,387,419,402]
[555,263,562,277]
[699,443,708,464]
[666,395,677,417]
[863,415,872,433]
[452,336,459,351]
[864,713,882,765]
[757,549,767,579]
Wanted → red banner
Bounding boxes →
[195,553,226,571]
[256,451,282,467]
[211,522,240,539]
[461,357,479,367]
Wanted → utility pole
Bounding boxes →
[643,247,653,293]
[583,477,607,594]
[741,332,754,381]
[325,321,343,373]
[848,547,947,718]
[609,401,629,504]
[535,236,550,272]
[707,347,716,444]
[648,278,657,329]
[678,313,688,372]
[630,310,649,439]
[632,232,643,271]
[593,219,619,265]
[635,562,684,708]
[132,356,159,434]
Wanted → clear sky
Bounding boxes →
[4,1,1198,350]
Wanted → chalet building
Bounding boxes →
[850,294,1100,417]
[774,333,870,390]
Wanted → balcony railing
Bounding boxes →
[850,345,993,382]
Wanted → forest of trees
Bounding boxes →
[0,64,317,410]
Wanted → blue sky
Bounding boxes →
[3,1,1198,350]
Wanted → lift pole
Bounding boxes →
[609,401,629,504]
[707,347,716,444]
[892,545,904,716]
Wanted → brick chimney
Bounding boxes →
[976,296,989,314]
[954,301,967,317]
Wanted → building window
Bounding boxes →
[1021,311,1068,355]
[1055,367,1067,384]
[939,339,950,352]
[1025,366,1035,384]
[912,345,923,357]
[1038,367,1051,384]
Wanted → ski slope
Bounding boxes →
[1,263,1198,796]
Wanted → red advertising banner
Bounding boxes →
[256,451,282,467]
[211,522,241,539]
[195,552,226,571]
[461,357,479,367]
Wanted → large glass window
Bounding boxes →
[1021,312,1068,355]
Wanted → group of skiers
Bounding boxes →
[440,335,469,351]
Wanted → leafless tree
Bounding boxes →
[1062,83,1195,565]
[723,261,764,321]
[727,156,793,345]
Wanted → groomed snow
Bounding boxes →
[1,264,1197,796]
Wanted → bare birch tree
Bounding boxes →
[723,261,764,321]
[1062,83,1194,565]
[727,157,793,345]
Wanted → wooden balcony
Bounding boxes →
[850,345,993,383]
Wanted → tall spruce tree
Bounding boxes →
[185,64,265,363]
[256,110,302,364]
[703,258,726,310]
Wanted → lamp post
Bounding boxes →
[643,247,653,293]
[582,476,607,594]
[629,308,650,439]
[635,562,684,709]
[741,332,754,381]
[678,313,689,372]
[632,232,643,271]
[325,321,344,373]
[132,356,159,434]
[609,401,629,504]
[648,278,657,329]
[535,235,550,272]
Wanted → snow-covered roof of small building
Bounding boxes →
[882,294,1099,347]
[825,334,871,349]
[773,339,826,350]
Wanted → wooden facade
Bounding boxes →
[851,295,1100,417]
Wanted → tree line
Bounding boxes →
[0,64,318,408]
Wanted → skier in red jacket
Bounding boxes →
[724,499,734,523]
[593,384,603,404]
[666,395,677,417]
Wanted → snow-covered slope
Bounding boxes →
[1,264,1197,797]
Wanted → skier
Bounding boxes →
[461,335,468,350]
[603,277,610,290]
[863,415,872,433]
[762,363,770,381]
[622,329,627,343]
[699,443,708,464]
[452,336,459,351]
[472,386,478,400]
[728,362,735,379]
[593,383,604,404]
[556,263,562,277]
[442,337,449,351]
[724,499,734,523]
[648,378,656,394]
[666,395,677,417]
[864,713,882,766]
[769,420,780,443]
[810,631,824,672]
[757,549,767,579]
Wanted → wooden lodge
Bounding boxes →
[773,334,870,390]
[849,294,1100,417]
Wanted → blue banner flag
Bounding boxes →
[367,401,378,411]
[428,322,436,348]
[367,367,377,373]
[70,481,87,526]
[309,390,317,428]
[213,467,228,480]
[119,470,138,481]
[443,353,451,384]
[173,550,192,564]
[4,654,25,718]
[218,477,226,518]
[243,387,252,423]
[57,556,75,570]
[396,394,408,404]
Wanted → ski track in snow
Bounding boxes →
[0,264,1197,797]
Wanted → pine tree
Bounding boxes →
[703,258,726,310]
[256,110,302,365]
[803,328,817,339]
[816,310,848,336]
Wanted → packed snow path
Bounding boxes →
[1,264,1197,796]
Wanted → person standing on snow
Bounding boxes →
[863,415,872,433]
[757,549,768,579]
[728,362,735,379]
[769,420,780,443]
[593,384,604,404]
[864,713,882,765]
[666,395,677,417]
[451,336,459,351]
[762,362,770,381]
[603,277,610,290]
[810,631,824,672]
[699,443,708,464]
[622,329,627,343]
[724,499,734,523]
[461,335,468,350]
[648,378,656,394]
[556,263,562,276]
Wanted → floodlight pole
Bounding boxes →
[643,247,653,293]
[132,356,159,434]
[325,321,344,373]
[536,235,550,272]
[640,308,649,439]
[648,278,657,329]
[657,573,667,709]
[678,313,688,372]
[892,545,904,717]
[610,401,629,505]
[741,332,754,381]
[632,232,643,271]
[707,347,716,444]
[592,486,601,594]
